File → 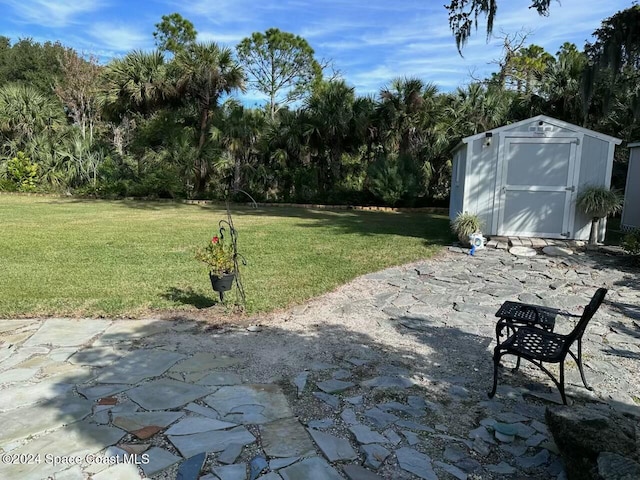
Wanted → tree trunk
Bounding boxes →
[588,217,600,245]
[194,106,210,196]
[233,154,242,192]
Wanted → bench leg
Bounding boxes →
[512,356,521,372]
[488,347,501,399]
[559,362,568,405]
[576,339,592,391]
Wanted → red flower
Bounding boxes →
[212,236,219,244]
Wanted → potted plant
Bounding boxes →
[451,211,483,247]
[195,234,236,294]
[576,186,623,246]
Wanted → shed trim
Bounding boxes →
[628,142,640,148]
[460,115,622,145]
[567,133,584,238]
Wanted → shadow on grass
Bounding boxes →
[39,197,454,245]
[161,287,218,309]
[231,206,454,245]
[44,198,200,211]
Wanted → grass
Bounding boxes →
[0,195,451,317]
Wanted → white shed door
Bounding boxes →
[497,137,578,238]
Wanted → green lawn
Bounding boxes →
[0,195,450,317]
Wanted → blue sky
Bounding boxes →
[0,0,634,104]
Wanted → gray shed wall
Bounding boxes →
[575,135,611,241]
[449,146,467,221]
[465,135,500,234]
[622,145,640,230]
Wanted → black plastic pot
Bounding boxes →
[209,272,235,293]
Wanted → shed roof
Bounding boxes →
[454,115,622,151]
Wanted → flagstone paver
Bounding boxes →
[0,397,93,445]
[68,346,123,366]
[112,411,184,432]
[197,371,243,386]
[279,457,343,480]
[261,417,316,458]
[205,384,293,424]
[168,426,256,458]
[307,429,358,462]
[24,318,110,346]
[212,463,248,480]
[165,416,238,435]
[0,247,637,479]
[95,319,172,344]
[141,447,182,477]
[127,378,212,410]
[0,367,37,383]
[1,422,126,479]
[396,447,437,480]
[94,349,185,384]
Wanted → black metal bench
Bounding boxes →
[489,288,608,405]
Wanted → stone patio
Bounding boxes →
[0,247,638,479]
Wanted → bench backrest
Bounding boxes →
[567,288,608,344]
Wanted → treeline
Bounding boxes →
[0,7,639,206]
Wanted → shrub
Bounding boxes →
[366,155,419,207]
[451,211,483,246]
[577,185,623,245]
[0,178,18,192]
[623,229,640,257]
[6,152,38,192]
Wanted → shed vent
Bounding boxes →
[528,125,556,134]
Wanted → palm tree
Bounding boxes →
[541,43,586,124]
[374,77,447,202]
[0,84,65,142]
[174,42,245,195]
[448,83,510,136]
[218,101,266,193]
[577,186,623,245]
[264,108,313,200]
[377,77,438,157]
[101,50,172,117]
[305,79,357,193]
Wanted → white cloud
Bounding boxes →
[85,23,151,53]
[0,0,105,28]
[198,31,246,46]
[167,0,258,24]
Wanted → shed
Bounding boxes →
[621,142,640,232]
[450,115,622,241]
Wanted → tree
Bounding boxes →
[583,5,640,119]
[372,78,445,203]
[505,44,554,94]
[576,186,622,245]
[0,37,70,94]
[54,50,102,144]
[305,80,359,193]
[446,0,553,53]
[216,101,267,194]
[153,13,197,55]
[174,42,245,194]
[263,108,313,200]
[541,43,586,123]
[101,50,173,176]
[237,28,322,120]
[101,50,172,117]
[447,83,511,135]
[0,84,65,142]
